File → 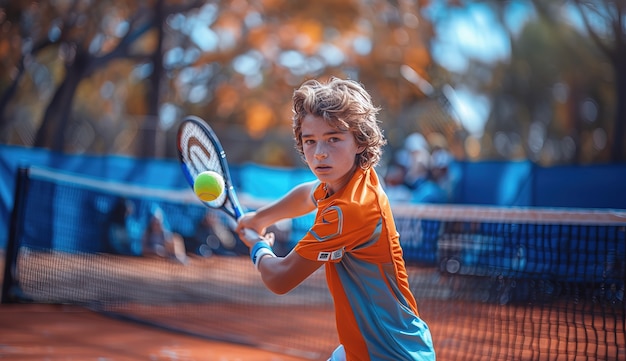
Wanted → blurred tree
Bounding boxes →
[481,7,615,165]
[0,0,205,157]
[1,1,620,166]
[159,0,439,164]
[570,0,625,162]
[0,0,438,163]
[429,0,622,165]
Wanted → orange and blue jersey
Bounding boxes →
[295,167,435,361]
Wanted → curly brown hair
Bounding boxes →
[292,77,387,169]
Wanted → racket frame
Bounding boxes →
[177,115,245,220]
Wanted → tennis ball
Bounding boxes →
[194,171,224,202]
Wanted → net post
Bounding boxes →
[1,167,29,304]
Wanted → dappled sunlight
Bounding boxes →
[0,0,622,164]
[245,102,274,139]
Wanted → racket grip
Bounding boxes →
[243,228,261,243]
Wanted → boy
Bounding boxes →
[236,77,435,361]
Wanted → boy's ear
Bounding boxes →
[357,145,366,154]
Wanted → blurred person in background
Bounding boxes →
[427,132,456,203]
[142,205,188,264]
[430,147,454,202]
[382,158,412,203]
[106,197,136,255]
[401,132,447,204]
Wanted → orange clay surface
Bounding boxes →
[0,304,310,361]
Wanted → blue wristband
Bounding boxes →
[250,242,271,262]
[250,242,275,270]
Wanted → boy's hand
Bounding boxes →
[239,228,275,248]
[236,211,269,247]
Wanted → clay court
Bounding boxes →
[0,303,310,360]
[2,253,624,361]
[0,252,314,360]
[0,254,333,360]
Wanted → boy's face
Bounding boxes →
[300,113,364,194]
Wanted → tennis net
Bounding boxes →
[2,166,625,361]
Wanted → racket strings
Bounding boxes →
[179,123,228,208]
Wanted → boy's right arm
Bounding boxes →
[237,180,318,235]
[255,180,318,225]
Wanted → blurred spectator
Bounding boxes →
[382,159,412,203]
[142,205,188,263]
[431,148,454,202]
[106,198,136,255]
[427,132,456,203]
[400,132,448,204]
[402,132,430,187]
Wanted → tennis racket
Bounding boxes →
[177,115,259,240]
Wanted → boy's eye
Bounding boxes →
[303,139,315,145]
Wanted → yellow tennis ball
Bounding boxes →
[194,171,224,202]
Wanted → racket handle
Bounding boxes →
[242,228,261,243]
